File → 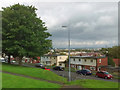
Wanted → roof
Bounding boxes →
[70,56,106,59]
[43,54,67,57]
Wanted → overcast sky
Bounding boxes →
[0,0,118,48]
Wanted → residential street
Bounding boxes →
[51,69,119,82]
[23,63,119,83]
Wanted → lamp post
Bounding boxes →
[62,26,71,82]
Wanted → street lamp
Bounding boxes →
[62,26,71,82]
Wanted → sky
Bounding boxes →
[0,0,119,49]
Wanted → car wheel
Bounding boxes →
[104,76,108,79]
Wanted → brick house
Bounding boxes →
[113,59,120,67]
[70,56,108,71]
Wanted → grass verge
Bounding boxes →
[67,79,119,88]
[2,63,67,83]
[2,73,61,88]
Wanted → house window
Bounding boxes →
[79,59,81,62]
[99,59,101,63]
[73,58,75,61]
[54,57,55,59]
[91,60,93,62]
[84,59,86,62]
[59,57,61,59]
[59,63,62,66]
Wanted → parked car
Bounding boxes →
[35,63,44,67]
[53,66,64,71]
[0,58,5,63]
[44,67,50,71]
[95,71,113,79]
[10,60,16,63]
[76,69,92,75]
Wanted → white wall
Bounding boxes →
[71,57,96,66]
[56,56,68,66]
[41,56,51,65]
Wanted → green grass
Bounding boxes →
[2,63,67,83]
[2,73,61,88]
[67,79,119,88]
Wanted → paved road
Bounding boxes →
[51,69,119,82]
[22,64,119,82]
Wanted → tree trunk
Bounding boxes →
[18,57,23,66]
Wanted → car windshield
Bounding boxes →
[104,72,109,74]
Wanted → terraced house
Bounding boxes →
[70,56,108,71]
[41,55,68,67]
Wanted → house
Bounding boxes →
[70,56,108,71]
[41,55,68,67]
[113,59,120,67]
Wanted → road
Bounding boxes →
[22,63,119,83]
[51,69,119,82]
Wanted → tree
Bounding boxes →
[108,46,120,59]
[2,4,52,65]
[108,57,115,67]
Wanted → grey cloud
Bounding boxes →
[0,2,118,48]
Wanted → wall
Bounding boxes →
[97,57,108,67]
[56,56,68,66]
[41,56,51,65]
[50,56,57,66]
[70,57,96,66]
[113,59,120,67]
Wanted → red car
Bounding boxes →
[44,67,50,71]
[95,71,113,79]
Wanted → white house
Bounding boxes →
[70,56,108,71]
[41,55,68,67]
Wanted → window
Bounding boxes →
[59,63,62,66]
[73,58,75,61]
[84,59,86,62]
[91,60,93,62]
[59,57,61,59]
[99,59,101,63]
[79,59,81,62]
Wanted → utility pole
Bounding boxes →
[62,26,71,81]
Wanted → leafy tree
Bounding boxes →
[2,4,52,65]
[100,46,120,67]
[108,57,115,67]
[108,46,120,59]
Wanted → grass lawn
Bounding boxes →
[67,79,119,89]
[2,73,61,88]
[2,63,67,83]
